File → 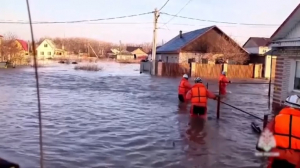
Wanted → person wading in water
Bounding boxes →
[178,74,192,103]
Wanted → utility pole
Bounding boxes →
[151,8,159,75]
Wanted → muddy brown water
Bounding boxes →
[0,62,271,168]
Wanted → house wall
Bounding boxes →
[272,49,298,114]
[131,48,147,57]
[285,22,300,39]
[264,55,277,79]
[244,47,259,54]
[37,40,55,59]
[259,46,270,55]
[117,54,134,60]
[158,54,179,63]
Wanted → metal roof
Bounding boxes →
[242,37,271,47]
[271,3,300,41]
[156,26,215,54]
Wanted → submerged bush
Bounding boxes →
[74,64,103,71]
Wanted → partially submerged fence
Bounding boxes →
[192,63,222,78]
[155,62,263,79]
[210,80,273,130]
[157,62,190,76]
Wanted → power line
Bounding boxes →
[0,12,153,24]
[162,0,193,26]
[161,12,280,26]
[159,0,171,11]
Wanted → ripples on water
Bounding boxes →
[0,62,269,168]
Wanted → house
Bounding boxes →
[116,46,147,61]
[155,26,248,64]
[126,46,147,58]
[269,3,300,113]
[243,37,273,78]
[36,39,64,59]
[117,50,134,60]
[107,48,120,58]
[15,39,29,55]
[147,46,161,61]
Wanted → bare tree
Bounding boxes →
[183,32,248,64]
[0,32,23,64]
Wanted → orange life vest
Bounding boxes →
[178,78,189,95]
[190,83,207,105]
[273,107,300,151]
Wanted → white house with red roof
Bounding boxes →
[269,3,300,112]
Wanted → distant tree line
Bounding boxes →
[36,37,152,57]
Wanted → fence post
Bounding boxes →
[216,81,221,119]
[263,114,268,128]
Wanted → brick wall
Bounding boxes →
[272,48,300,114]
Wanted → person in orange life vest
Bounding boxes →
[256,94,300,168]
[219,71,231,95]
[178,74,192,102]
[186,77,218,117]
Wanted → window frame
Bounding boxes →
[291,60,300,93]
[40,51,44,55]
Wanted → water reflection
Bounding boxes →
[186,117,207,145]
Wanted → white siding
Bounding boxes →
[258,47,271,55]
[244,47,259,54]
[286,21,300,39]
[264,55,276,78]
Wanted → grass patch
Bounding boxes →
[74,64,103,71]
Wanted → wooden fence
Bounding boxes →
[157,62,190,76]
[192,63,222,78]
[157,62,262,79]
[226,64,254,78]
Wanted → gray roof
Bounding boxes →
[156,26,215,54]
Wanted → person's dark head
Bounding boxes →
[194,77,202,83]
[183,74,189,79]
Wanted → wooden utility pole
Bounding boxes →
[151,8,159,75]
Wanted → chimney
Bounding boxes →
[179,30,182,38]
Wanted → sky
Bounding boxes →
[0,0,299,45]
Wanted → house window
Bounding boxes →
[44,44,48,47]
[294,61,300,90]
[40,52,44,55]
[48,52,51,55]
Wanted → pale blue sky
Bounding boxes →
[0,0,299,45]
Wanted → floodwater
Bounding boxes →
[0,62,271,168]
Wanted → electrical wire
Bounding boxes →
[0,12,153,24]
[161,12,280,26]
[159,0,170,11]
[25,0,44,168]
[162,0,193,26]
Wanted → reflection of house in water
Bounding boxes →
[155,26,248,64]
[36,39,65,59]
